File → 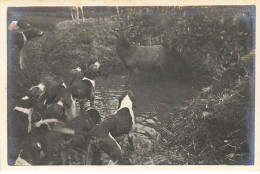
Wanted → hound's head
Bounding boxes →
[84,61,101,79]
[15,142,45,166]
[117,90,136,109]
[28,83,46,99]
[70,66,82,74]
[61,81,67,88]
[8,20,31,31]
[93,61,100,70]
[18,95,37,108]
[76,66,82,72]
[23,28,44,41]
[20,83,45,108]
[17,20,31,30]
[45,100,67,122]
[84,107,101,126]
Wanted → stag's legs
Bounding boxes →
[133,72,137,85]
[80,7,85,22]
[125,70,138,86]
[133,68,139,85]
[70,9,75,21]
[76,8,80,24]
[125,71,131,86]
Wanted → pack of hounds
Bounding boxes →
[8,19,137,165]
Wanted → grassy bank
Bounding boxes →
[8,18,125,104]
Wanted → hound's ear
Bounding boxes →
[117,95,123,109]
[118,91,128,107]
[127,90,136,108]
[27,89,37,100]
[89,137,97,144]
[133,102,137,108]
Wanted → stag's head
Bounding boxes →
[113,20,135,47]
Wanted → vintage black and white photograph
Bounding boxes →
[5,4,255,166]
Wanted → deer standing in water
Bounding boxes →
[115,23,169,85]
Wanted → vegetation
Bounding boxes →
[118,6,255,165]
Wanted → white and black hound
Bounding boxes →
[14,125,48,165]
[8,83,45,165]
[8,28,44,69]
[67,66,82,85]
[56,90,136,164]
[68,61,100,111]
[51,88,76,121]
[24,96,74,165]
[35,81,67,110]
[34,81,76,121]
[63,107,102,165]
[15,121,67,165]
[8,28,44,50]
[9,83,46,138]
[27,107,101,165]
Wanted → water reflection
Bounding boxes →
[94,73,197,124]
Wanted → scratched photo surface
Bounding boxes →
[7,6,255,165]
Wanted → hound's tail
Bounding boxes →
[53,126,89,137]
[53,127,91,146]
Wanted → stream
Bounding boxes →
[78,72,198,164]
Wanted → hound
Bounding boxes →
[10,83,46,136]
[8,20,31,31]
[15,122,67,165]
[8,28,44,69]
[8,83,45,164]
[41,88,76,121]
[55,90,137,164]
[32,107,101,165]
[68,61,100,111]
[67,66,82,85]
[35,81,67,111]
